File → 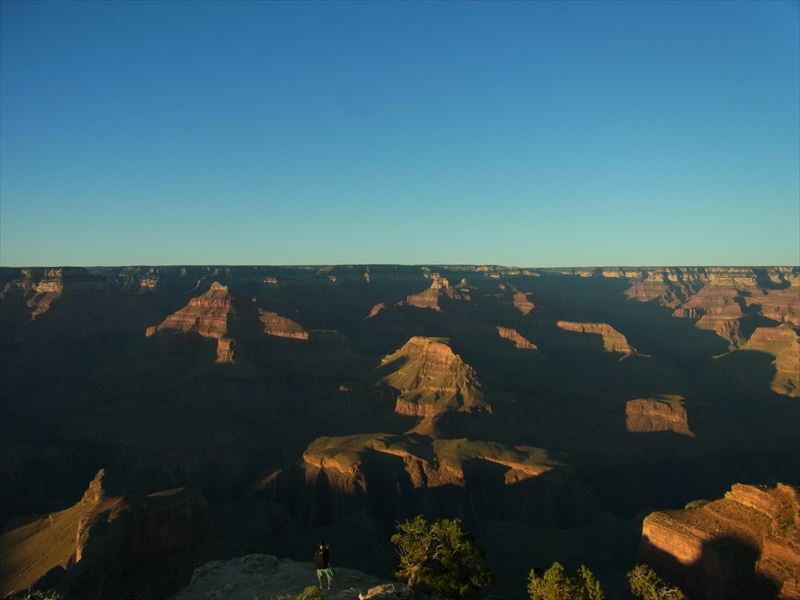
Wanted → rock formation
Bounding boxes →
[0,267,111,319]
[512,291,535,315]
[262,432,595,529]
[496,326,537,350]
[639,483,800,600]
[672,285,747,345]
[146,281,236,362]
[746,281,800,327]
[556,321,638,355]
[258,309,310,340]
[0,469,216,600]
[405,274,466,311]
[625,395,694,436]
[365,302,386,319]
[169,554,396,600]
[739,325,800,397]
[379,336,490,415]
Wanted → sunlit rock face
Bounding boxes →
[261,432,597,529]
[379,336,490,416]
[639,483,800,600]
[405,274,467,311]
[739,324,800,397]
[0,469,215,600]
[146,281,237,362]
[625,395,694,436]
[258,309,310,340]
[496,326,537,350]
[556,321,638,355]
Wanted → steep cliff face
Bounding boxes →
[625,395,693,436]
[405,274,467,311]
[258,309,310,340]
[0,470,216,600]
[365,302,386,319]
[746,281,800,327]
[639,483,800,600]
[496,326,537,350]
[673,285,748,345]
[556,321,638,355]
[146,281,236,362]
[739,325,800,397]
[379,337,490,415]
[263,433,595,529]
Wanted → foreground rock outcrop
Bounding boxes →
[169,554,396,600]
[556,321,639,356]
[0,470,216,600]
[639,483,800,600]
[379,337,490,415]
[739,325,800,397]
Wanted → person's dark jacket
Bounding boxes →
[314,546,330,569]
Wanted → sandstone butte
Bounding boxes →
[556,321,639,356]
[738,324,800,397]
[0,267,110,319]
[302,433,565,488]
[379,336,490,416]
[496,326,538,350]
[145,281,237,363]
[0,469,215,600]
[404,274,467,311]
[625,394,694,437]
[258,308,310,340]
[512,291,535,315]
[639,483,800,600]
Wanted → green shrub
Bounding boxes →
[527,562,604,600]
[391,515,494,599]
[627,564,687,600]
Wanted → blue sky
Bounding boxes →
[1,0,798,266]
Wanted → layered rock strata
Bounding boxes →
[379,336,490,415]
[739,325,800,397]
[639,483,800,600]
[556,321,638,355]
[625,395,693,436]
[496,326,537,350]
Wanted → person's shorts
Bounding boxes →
[316,567,333,578]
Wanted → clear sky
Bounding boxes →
[1,0,798,267]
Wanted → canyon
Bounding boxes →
[1,265,798,599]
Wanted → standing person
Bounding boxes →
[314,541,333,590]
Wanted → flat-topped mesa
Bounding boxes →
[404,274,466,311]
[496,326,537,350]
[146,281,236,362]
[512,291,535,315]
[258,309,310,340]
[0,470,215,600]
[380,336,490,415]
[739,325,800,397]
[622,269,706,308]
[625,395,694,436]
[639,483,800,600]
[556,321,638,355]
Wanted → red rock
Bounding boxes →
[739,325,800,397]
[556,321,638,355]
[496,326,537,350]
[625,395,694,436]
